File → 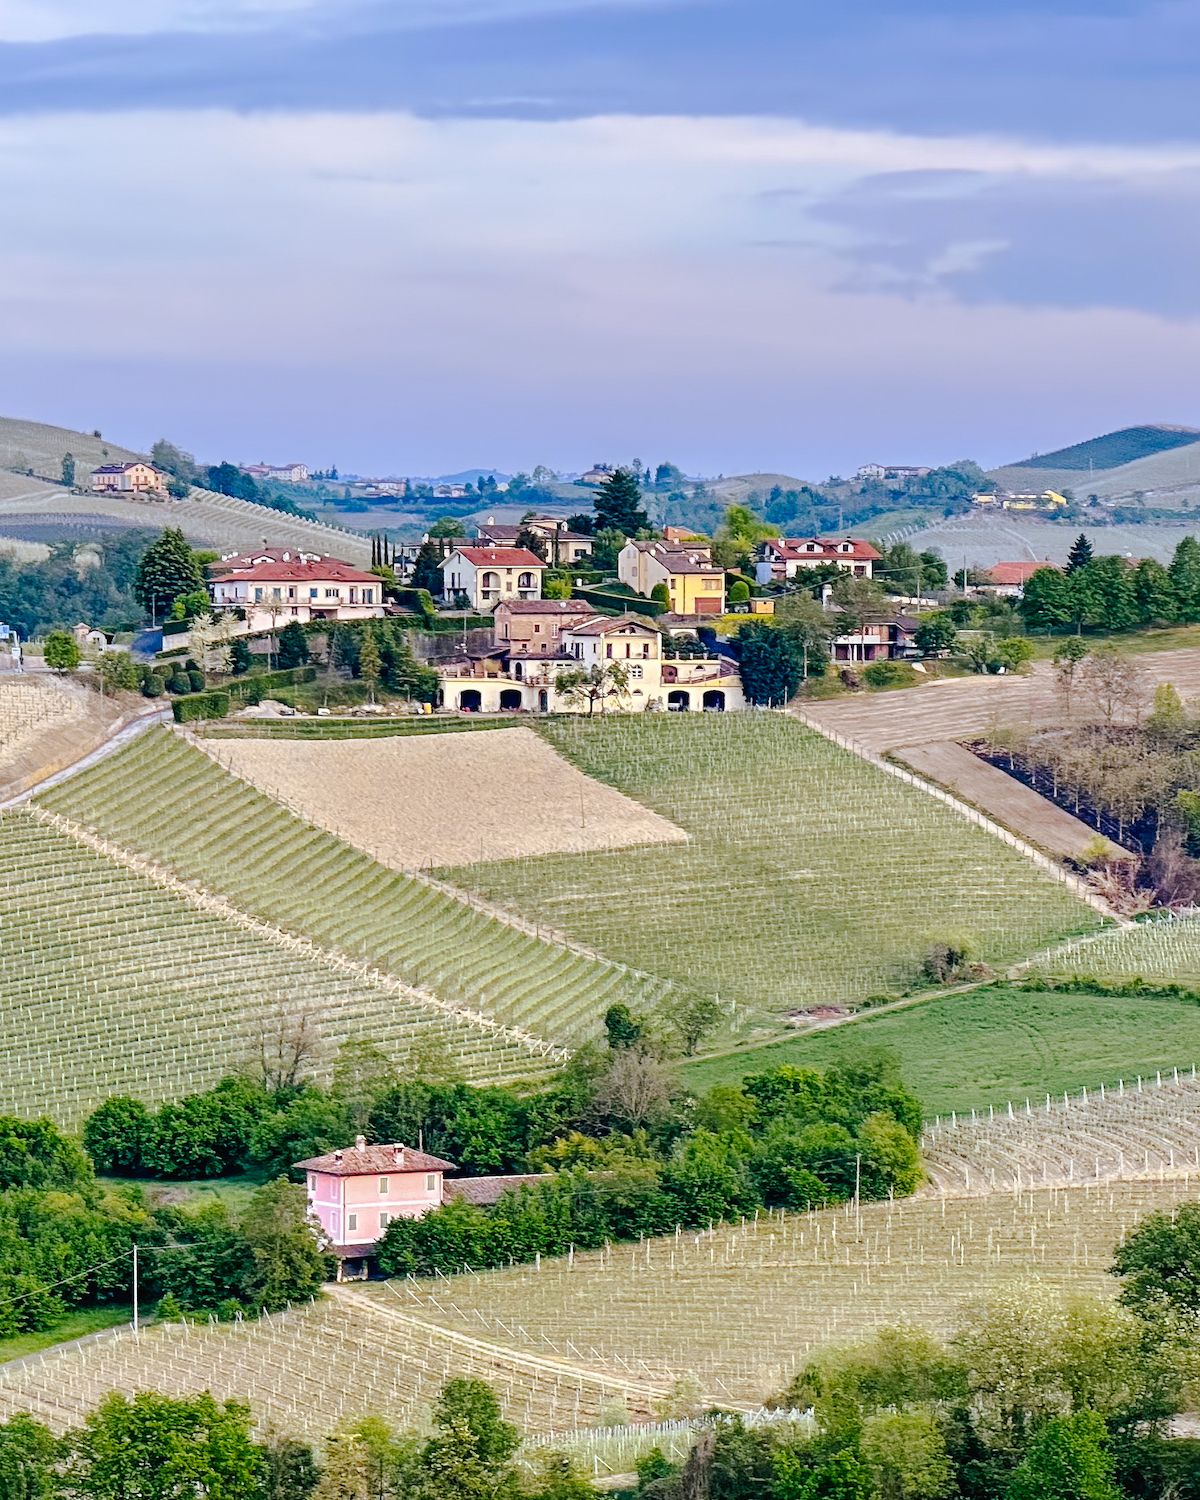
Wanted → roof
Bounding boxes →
[93,461,157,474]
[767,538,882,563]
[568,612,662,636]
[296,1141,455,1176]
[213,547,324,569]
[445,547,547,568]
[984,561,1058,586]
[478,523,591,543]
[629,541,722,576]
[443,1173,553,1206]
[494,599,597,616]
[211,558,380,585]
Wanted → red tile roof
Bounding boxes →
[447,547,547,568]
[494,599,597,616]
[295,1141,455,1176]
[984,561,1057,586]
[211,558,380,585]
[443,1173,553,1206]
[568,612,662,636]
[767,538,882,562]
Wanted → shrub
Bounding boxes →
[167,669,191,694]
[43,631,81,672]
[921,936,981,984]
[863,660,917,690]
[186,669,205,693]
[172,691,231,723]
[729,580,750,605]
[140,671,164,699]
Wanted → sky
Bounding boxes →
[1,0,1198,478]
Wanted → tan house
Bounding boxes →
[476,516,593,565]
[209,550,385,632]
[441,611,745,714]
[493,598,598,656]
[618,540,726,616]
[90,461,166,495]
[440,547,546,611]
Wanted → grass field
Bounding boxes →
[680,986,1200,1116]
[0,808,558,1125]
[443,716,1100,1012]
[41,728,684,1049]
[0,1308,132,1367]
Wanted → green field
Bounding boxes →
[1033,917,1200,986]
[443,716,1100,1013]
[41,728,677,1049]
[680,985,1200,1116]
[0,1307,132,1367]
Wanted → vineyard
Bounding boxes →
[5,1179,1194,1444]
[0,809,557,1124]
[683,984,1200,1116]
[1033,916,1200,986]
[38,728,690,1050]
[0,677,84,763]
[445,715,1101,1011]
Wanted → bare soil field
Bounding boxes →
[0,676,123,799]
[202,726,688,868]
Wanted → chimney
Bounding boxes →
[393,1148,404,1167]
[334,1150,343,1163]
[355,1134,366,1151]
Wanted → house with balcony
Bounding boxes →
[440,546,546,610]
[755,537,881,585]
[90,461,167,495]
[298,1135,549,1276]
[440,611,744,714]
[493,598,599,655]
[208,550,385,632]
[476,516,593,565]
[618,541,726,616]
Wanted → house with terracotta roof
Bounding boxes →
[755,537,882,585]
[208,549,385,632]
[618,540,726,616]
[976,561,1059,598]
[440,546,546,610]
[440,611,745,714]
[297,1135,551,1274]
[476,516,593,565]
[493,598,598,656]
[90,461,167,495]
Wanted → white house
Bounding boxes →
[440,611,744,714]
[755,537,881,585]
[618,541,726,616]
[440,547,546,611]
[208,550,385,632]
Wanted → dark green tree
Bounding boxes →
[603,1003,645,1050]
[240,1177,330,1311]
[1170,535,1200,623]
[61,452,75,487]
[594,467,649,535]
[277,621,309,669]
[229,637,253,674]
[43,631,81,672]
[83,1096,154,1175]
[1066,533,1094,573]
[133,529,205,623]
[417,1378,522,1500]
[1112,1201,1200,1325]
[913,613,957,654]
[0,1414,59,1500]
[1131,557,1178,626]
[260,1434,321,1500]
[736,622,802,705]
[412,541,445,595]
[1020,568,1073,632]
[1007,1410,1120,1500]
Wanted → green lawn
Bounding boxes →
[0,1306,131,1366]
[680,985,1200,1117]
[99,1172,267,1215]
[443,716,1099,1014]
[1028,623,1200,659]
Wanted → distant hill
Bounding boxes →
[0,415,143,482]
[707,472,813,504]
[1005,425,1200,474]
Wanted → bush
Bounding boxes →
[167,669,191,694]
[172,691,231,723]
[140,668,165,699]
[573,586,665,618]
[863,660,917,690]
[186,669,205,693]
[227,667,317,699]
[729,580,750,605]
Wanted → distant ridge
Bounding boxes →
[1008,424,1200,473]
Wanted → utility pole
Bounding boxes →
[132,1243,139,1337]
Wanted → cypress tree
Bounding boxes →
[594,467,650,536]
[1066,533,1094,573]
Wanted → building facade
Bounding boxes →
[476,517,593,565]
[440,547,546,610]
[90,462,167,494]
[208,551,385,631]
[493,598,598,655]
[755,537,881,584]
[618,541,726,615]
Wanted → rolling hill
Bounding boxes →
[1005,424,1200,473]
[988,423,1200,507]
[0,415,143,480]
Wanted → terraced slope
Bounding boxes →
[41,728,681,1047]
[446,716,1101,1010]
[0,810,551,1125]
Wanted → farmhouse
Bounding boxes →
[208,550,385,632]
[440,611,744,713]
[976,561,1058,598]
[618,540,726,616]
[494,598,598,655]
[755,537,881,585]
[243,461,310,484]
[830,616,918,663]
[440,547,546,610]
[90,461,166,495]
[855,463,932,482]
[298,1135,547,1274]
[476,516,593,565]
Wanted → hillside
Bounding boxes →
[1004,424,1200,474]
[0,415,143,482]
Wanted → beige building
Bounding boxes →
[209,551,385,632]
[476,516,593,565]
[618,540,726,616]
[440,547,546,611]
[493,598,598,655]
[90,461,167,494]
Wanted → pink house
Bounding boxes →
[297,1136,454,1269]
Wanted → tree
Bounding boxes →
[995,636,1034,672]
[277,621,309,670]
[229,637,253,674]
[133,529,205,623]
[1147,682,1188,743]
[1131,557,1178,626]
[261,1434,321,1500]
[98,650,141,694]
[1080,645,1145,725]
[84,1096,154,1175]
[650,582,671,609]
[660,993,724,1055]
[594,467,649,535]
[151,439,200,485]
[831,575,892,651]
[914,612,957,655]
[514,528,549,562]
[43,630,80,672]
[417,1378,521,1500]
[412,541,444,595]
[729,579,751,606]
[594,1049,674,1129]
[1066,533,1094,573]
[1170,535,1200,622]
[0,1414,59,1500]
[357,628,382,704]
[554,660,630,715]
[65,1391,265,1500]
[1112,1201,1200,1326]
[61,452,75,487]
[604,1003,645,1050]
[590,527,628,574]
[1007,1411,1120,1500]
[736,622,802,705]
[1052,636,1090,717]
[774,593,835,678]
[860,1410,954,1500]
[240,1177,329,1310]
[1021,568,1073,633]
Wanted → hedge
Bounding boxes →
[172,691,231,723]
[226,666,317,700]
[389,586,437,618]
[573,587,665,618]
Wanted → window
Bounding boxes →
[309,587,318,599]
[254,587,263,603]
[307,1173,316,1192]
[426,1174,437,1192]
[379,1211,391,1229]
[379,1176,389,1195]
[631,665,643,680]
[347,1212,358,1232]
[364,589,374,603]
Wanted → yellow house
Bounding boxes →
[618,540,726,616]
[90,461,166,494]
